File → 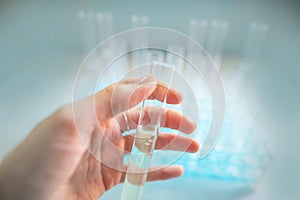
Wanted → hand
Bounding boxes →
[0,76,199,200]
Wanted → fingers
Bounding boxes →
[146,165,184,182]
[163,108,196,134]
[116,107,196,134]
[111,76,157,116]
[123,133,200,153]
[155,133,199,153]
[148,83,183,104]
[94,76,182,122]
[120,165,184,183]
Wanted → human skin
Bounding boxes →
[0,76,199,200]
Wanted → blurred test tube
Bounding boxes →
[77,10,97,54]
[131,15,149,67]
[110,39,129,80]
[131,15,149,29]
[186,19,208,77]
[241,22,269,70]
[95,12,114,43]
[206,20,229,69]
[188,19,208,48]
[145,50,164,64]
[95,12,125,80]
[228,22,269,147]
[230,22,269,93]
[166,44,185,73]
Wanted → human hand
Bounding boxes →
[0,75,199,200]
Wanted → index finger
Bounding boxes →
[95,76,182,121]
[149,82,183,104]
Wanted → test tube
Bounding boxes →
[131,15,149,29]
[230,22,269,93]
[187,18,208,48]
[186,19,208,77]
[240,22,269,71]
[131,15,149,67]
[225,22,269,171]
[77,10,97,54]
[206,20,229,69]
[95,12,114,43]
[121,61,176,200]
[166,44,185,73]
[110,39,129,80]
[145,50,165,64]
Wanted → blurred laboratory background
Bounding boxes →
[0,0,300,199]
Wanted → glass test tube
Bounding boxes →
[206,20,229,69]
[225,23,269,169]
[131,15,149,67]
[187,18,208,47]
[240,22,269,70]
[95,12,114,43]
[230,22,269,93]
[166,44,185,73]
[121,61,176,200]
[95,12,126,81]
[186,19,208,78]
[77,10,97,54]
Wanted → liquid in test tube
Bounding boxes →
[121,62,176,200]
[121,115,159,200]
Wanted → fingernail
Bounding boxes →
[139,75,156,84]
[192,121,197,130]
[192,122,197,132]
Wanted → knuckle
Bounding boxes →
[53,105,76,136]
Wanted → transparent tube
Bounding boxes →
[131,15,149,67]
[131,15,149,29]
[77,10,97,54]
[240,22,269,71]
[95,12,114,43]
[186,19,208,77]
[121,61,175,200]
[206,20,229,69]
[228,22,269,136]
[166,44,185,71]
[187,18,208,47]
[230,22,269,92]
